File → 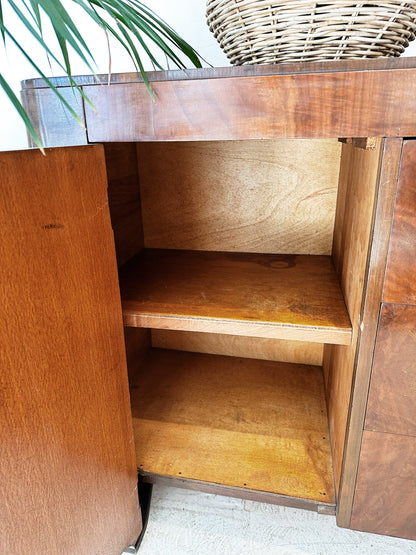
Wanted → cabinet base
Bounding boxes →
[139,472,336,516]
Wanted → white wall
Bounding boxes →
[1,0,416,151]
[0,0,229,151]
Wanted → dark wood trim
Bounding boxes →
[21,56,416,89]
[139,472,336,516]
[336,138,403,527]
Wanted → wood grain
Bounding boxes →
[334,138,403,527]
[130,349,334,504]
[21,87,87,147]
[365,303,416,437]
[351,430,416,540]
[383,140,416,304]
[104,143,144,267]
[82,67,416,142]
[138,139,340,254]
[0,147,141,554]
[120,249,352,344]
[152,330,324,366]
[323,139,383,494]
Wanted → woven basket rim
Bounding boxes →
[206,0,416,64]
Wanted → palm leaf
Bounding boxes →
[132,1,203,68]
[0,1,4,42]
[1,22,86,125]
[7,0,82,73]
[32,0,96,73]
[0,73,43,151]
[0,0,204,149]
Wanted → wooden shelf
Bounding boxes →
[120,249,352,345]
[130,349,335,507]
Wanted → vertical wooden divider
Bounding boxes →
[105,142,151,380]
[105,143,144,267]
[324,140,383,494]
[324,138,403,526]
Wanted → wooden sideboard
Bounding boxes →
[2,58,416,553]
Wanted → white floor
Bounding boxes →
[138,485,416,554]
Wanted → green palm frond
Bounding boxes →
[0,0,203,148]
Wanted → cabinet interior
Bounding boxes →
[105,137,383,513]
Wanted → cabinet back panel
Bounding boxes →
[152,330,323,366]
[137,139,341,254]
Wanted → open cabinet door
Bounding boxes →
[0,146,142,554]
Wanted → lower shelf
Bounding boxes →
[130,349,335,511]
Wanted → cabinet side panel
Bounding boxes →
[104,143,149,380]
[351,430,416,540]
[0,147,141,555]
[366,304,416,436]
[138,140,341,255]
[326,138,402,527]
[383,140,416,304]
[323,140,383,492]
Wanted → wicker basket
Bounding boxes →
[206,0,416,65]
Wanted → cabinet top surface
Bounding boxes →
[21,56,416,89]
